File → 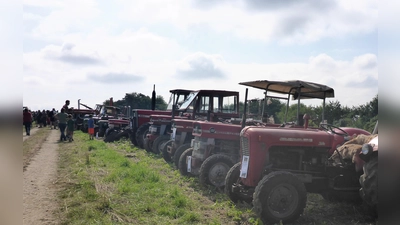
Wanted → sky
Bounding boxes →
[22,0,378,111]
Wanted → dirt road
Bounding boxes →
[22,127,39,142]
[23,129,60,225]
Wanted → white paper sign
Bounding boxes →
[240,156,250,178]
[171,127,176,141]
[187,156,192,172]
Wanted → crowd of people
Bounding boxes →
[23,100,78,142]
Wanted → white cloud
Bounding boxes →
[225,53,378,107]
[22,0,377,111]
[29,0,100,40]
[352,54,377,70]
[176,52,226,79]
[115,0,377,44]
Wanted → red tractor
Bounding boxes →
[144,90,240,154]
[131,89,193,148]
[162,118,195,167]
[177,90,280,187]
[224,80,372,224]
[144,115,189,153]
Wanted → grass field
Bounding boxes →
[53,131,377,225]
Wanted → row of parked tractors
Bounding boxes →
[81,79,379,224]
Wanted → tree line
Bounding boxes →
[104,92,378,133]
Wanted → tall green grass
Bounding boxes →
[56,131,256,225]
[55,131,376,225]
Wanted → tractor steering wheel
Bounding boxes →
[320,124,349,136]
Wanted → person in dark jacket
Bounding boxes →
[67,114,75,142]
[41,109,47,127]
[55,108,68,141]
[48,108,56,129]
[62,100,73,113]
[23,108,32,136]
[36,110,42,128]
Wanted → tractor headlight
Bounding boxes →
[361,143,373,155]
[193,124,201,134]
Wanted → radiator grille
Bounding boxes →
[241,136,249,156]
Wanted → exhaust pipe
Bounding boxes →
[241,88,248,129]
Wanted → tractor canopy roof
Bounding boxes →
[239,80,334,100]
[169,89,193,94]
[178,89,239,111]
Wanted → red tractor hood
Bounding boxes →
[172,119,194,132]
[192,121,242,141]
[108,119,129,125]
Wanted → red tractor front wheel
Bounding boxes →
[253,171,307,224]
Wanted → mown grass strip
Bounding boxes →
[56,131,256,225]
[56,131,376,225]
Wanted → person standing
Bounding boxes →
[67,114,75,142]
[87,114,95,140]
[62,100,73,113]
[36,110,42,128]
[41,109,47,127]
[49,108,56,129]
[55,108,68,141]
[23,108,32,136]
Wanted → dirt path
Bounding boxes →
[23,129,60,225]
[22,127,42,142]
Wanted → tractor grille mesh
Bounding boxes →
[241,136,249,157]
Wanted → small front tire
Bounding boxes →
[199,154,235,188]
[178,148,193,177]
[225,162,241,203]
[253,171,307,224]
[173,143,191,168]
[152,135,170,154]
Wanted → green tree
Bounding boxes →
[103,92,167,111]
[238,98,285,123]
[276,103,310,125]
[350,95,378,132]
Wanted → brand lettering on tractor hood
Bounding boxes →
[150,119,170,123]
[203,130,240,136]
[279,137,313,142]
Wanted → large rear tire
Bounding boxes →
[225,162,241,203]
[104,130,118,143]
[253,171,307,224]
[178,148,193,177]
[135,123,150,149]
[152,135,170,154]
[359,155,378,213]
[173,143,191,168]
[199,154,234,188]
[115,129,130,140]
[162,140,174,163]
